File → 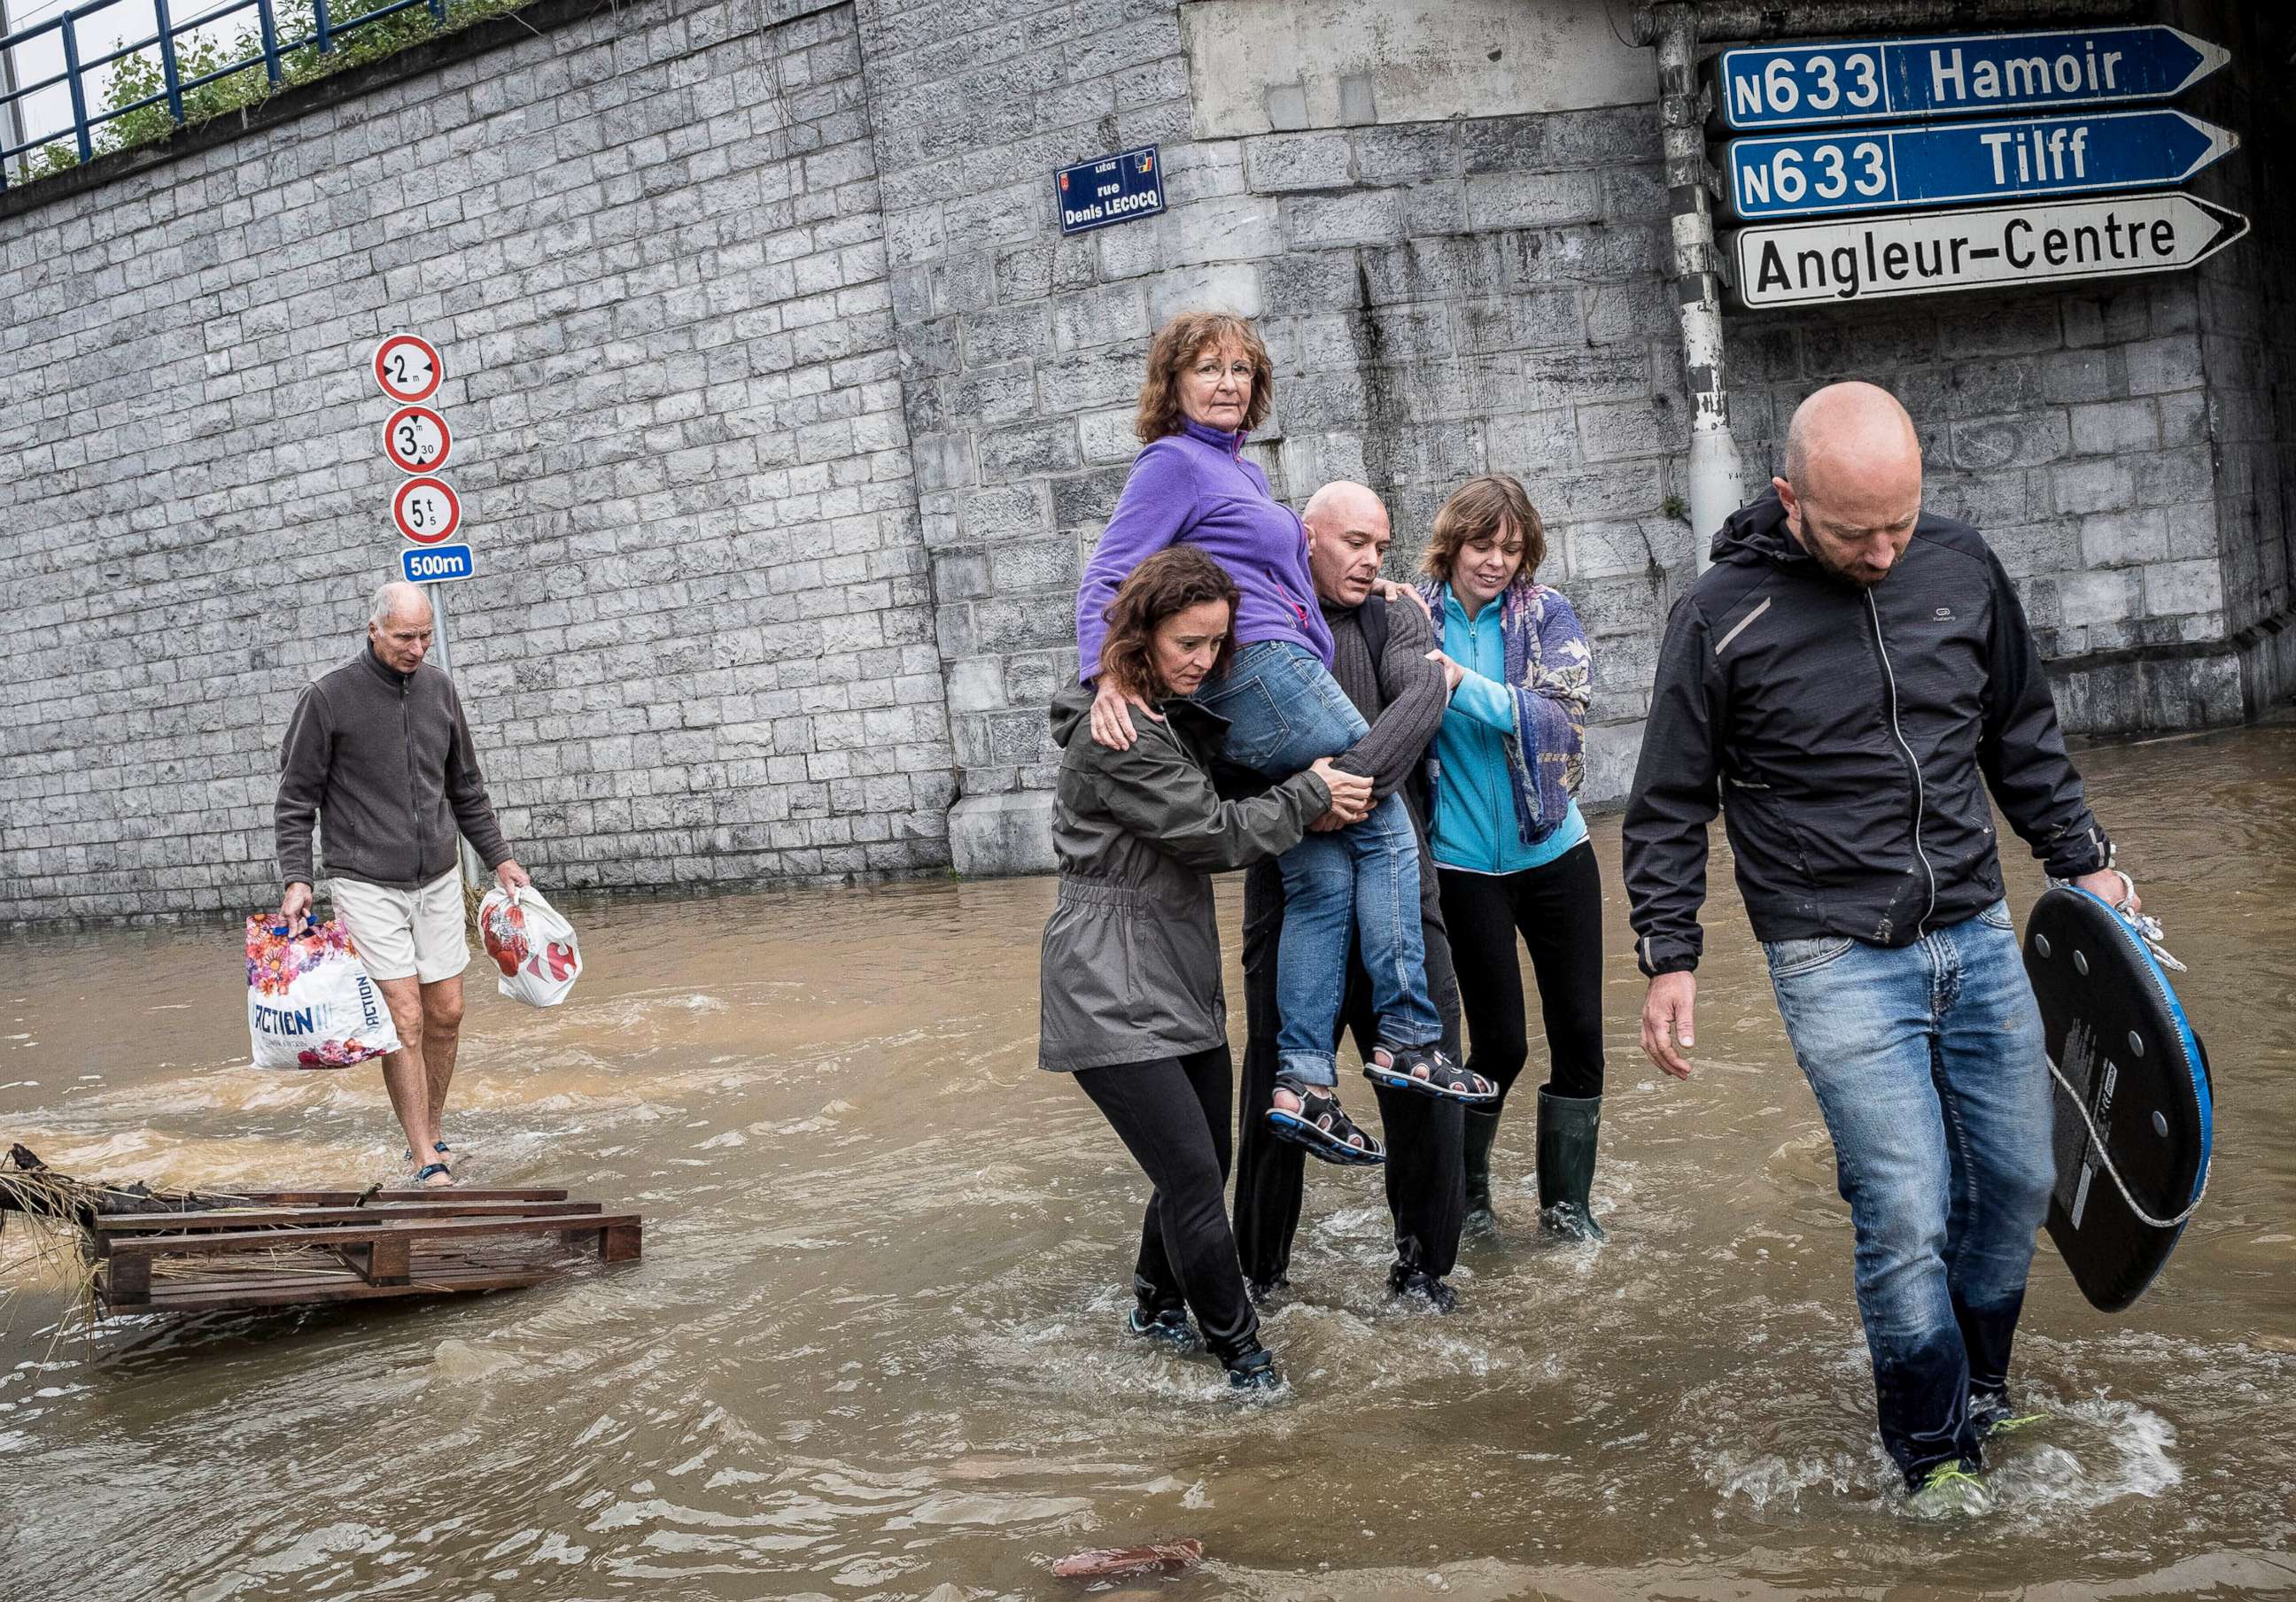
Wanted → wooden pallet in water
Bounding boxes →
[89,1188,641,1316]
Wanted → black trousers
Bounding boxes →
[1074,1045,1259,1363]
[1436,840,1607,1108]
[1233,855,1466,1289]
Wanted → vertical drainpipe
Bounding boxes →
[1652,2,1741,572]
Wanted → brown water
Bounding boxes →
[4,723,2294,1601]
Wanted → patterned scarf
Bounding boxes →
[1418,580,1593,845]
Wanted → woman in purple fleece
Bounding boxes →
[1074,311,1495,1165]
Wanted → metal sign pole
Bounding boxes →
[423,580,488,886]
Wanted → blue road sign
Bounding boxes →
[1054,145,1164,236]
[1726,109,2238,221]
[1718,26,2230,130]
[400,543,476,584]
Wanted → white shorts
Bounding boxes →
[330,869,470,985]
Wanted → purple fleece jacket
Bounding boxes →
[1074,419,1334,683]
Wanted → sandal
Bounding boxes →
[414,1162,455,1188]
[1266,1078,1385,1167]
[1365,1044,1496,1104]
[403,1141,454,1169]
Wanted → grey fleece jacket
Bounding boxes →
[275,646,512,890]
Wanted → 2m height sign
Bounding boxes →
[1718,26,2230,130]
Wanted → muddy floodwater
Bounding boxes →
[4,723,2294,1601]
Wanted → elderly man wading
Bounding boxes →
[1623,383,2137,1511]
[275,581,530,1188]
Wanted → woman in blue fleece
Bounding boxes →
[1076,311,1493,1165]
[1416,475,1608,1242]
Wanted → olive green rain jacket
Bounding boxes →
[1037,681,1330,1072]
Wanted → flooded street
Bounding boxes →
[4,722,2293,1601]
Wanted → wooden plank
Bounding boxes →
[97,1201,602,1238]
[220,1188,570,1204]
[103,1253,151,1307]
[365,1234,412,1287]
[137,1265,557,1315]
[106,1212,642,1261]
[601,1221,643,1263]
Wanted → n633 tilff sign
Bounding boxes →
[1731,191,2249,308]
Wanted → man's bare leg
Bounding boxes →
[420,976,465,1165]
[375,976,447,1186]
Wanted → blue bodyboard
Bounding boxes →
[2023,886,2213,1312]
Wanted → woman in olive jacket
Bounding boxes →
[1043,546,1371,1389]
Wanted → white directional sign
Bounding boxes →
[1731,191,2249,308]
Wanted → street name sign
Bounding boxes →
[1718,26,2230,130]
[1727,109,2238,220]
[1055,145,1164,236]
[372,334,444,404]
[392,476,462,545]
[399,543,477,584]
[383,405,452,473]
[1731,191,2249,308]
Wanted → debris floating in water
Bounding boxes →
[1051,1538,1204,1578]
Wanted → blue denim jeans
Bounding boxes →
[1763,902,2054,1487]
[1195,641,1441,1085]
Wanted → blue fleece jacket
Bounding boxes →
[1430,584,1588,875]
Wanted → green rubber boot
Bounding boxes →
[1535,1088,1605,1242]
[1462,1106,1501,1234]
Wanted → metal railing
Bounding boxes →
[1,0,448,190]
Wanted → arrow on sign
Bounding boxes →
[1727,109,2238,220]
[1730,192,2249,309]
[1717,26,2230,130]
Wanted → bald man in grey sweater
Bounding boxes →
[1233,482,1469,1308]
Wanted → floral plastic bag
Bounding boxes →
[478,886,583,1008]
[244,916,401,1070]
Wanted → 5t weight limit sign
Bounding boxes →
[393,476,462,545]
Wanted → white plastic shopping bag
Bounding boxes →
[478,885,583,1008]
[244,914,402,1070]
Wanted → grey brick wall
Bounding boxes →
[859,0,1683,870]
[0,0,955,925]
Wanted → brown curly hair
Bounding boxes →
[1097,546,1241,696]
[1135,311,1275,443]
[1421,473,1547,590]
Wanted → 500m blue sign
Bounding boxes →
[1727,109,2238,220]
[400,543,476,584]
[1718,26,2230,130]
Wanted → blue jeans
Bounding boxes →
[1764,902,2054,1487]
[1195,641,1441,1085]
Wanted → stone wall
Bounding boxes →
[0,0,956,925]
[863,0,1679,872]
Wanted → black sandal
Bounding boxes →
[1266,1078,1385,1167]
[1364,1044,1497,1104]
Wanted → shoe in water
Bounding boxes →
[1969,1392,2045,1438]
[1386,1262,1460,1313]
[1907,1462,1994,1517]
[1125,1306,1198,1352]
[1225,1345,1282,1391]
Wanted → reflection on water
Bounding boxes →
[3,724,2294,1599]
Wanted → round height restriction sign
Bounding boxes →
[392,476,462,545]
[383,405,452,473]
[372,334,444,404]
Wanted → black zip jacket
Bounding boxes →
[1622,489,2111,976]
